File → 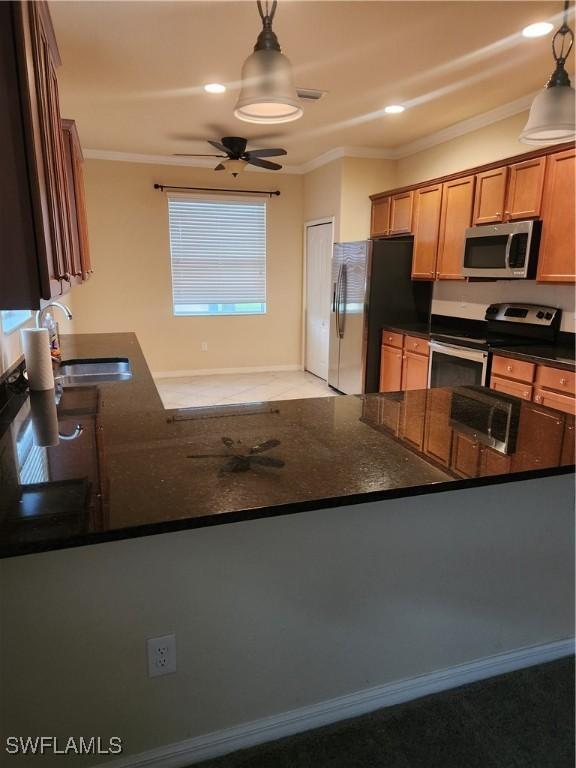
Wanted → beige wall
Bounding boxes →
[395,112,530,187]
[303,159,342,239]
[0,475,573,767]
[340,158,397,242]
[68,161,304,375]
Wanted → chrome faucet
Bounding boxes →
[35,301,73,328]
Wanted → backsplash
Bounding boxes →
[432,281,576,334]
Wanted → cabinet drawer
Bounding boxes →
[490,375,533,401]
[533,387,576,415]
[403,335,429,356]
[491,356,535,383]
[382,330,403,349]
[535,365,576,395]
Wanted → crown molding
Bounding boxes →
[83,93,534,176]
[387,92,535,160]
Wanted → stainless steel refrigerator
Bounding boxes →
[328,239,431,394]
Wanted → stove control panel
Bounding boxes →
[485,303,561,327]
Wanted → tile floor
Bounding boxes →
[155,370,338,409]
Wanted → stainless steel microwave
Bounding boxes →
[462,220,541,279]
[449,386,521,455]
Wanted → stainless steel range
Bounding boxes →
[428,303,561,389]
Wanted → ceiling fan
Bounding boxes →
[174,136,287,176]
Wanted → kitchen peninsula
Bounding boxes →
[0,332,573,558]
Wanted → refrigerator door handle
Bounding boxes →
[335,265,343,337]
[338,264,346,338]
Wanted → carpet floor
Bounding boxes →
[196,656,574,768]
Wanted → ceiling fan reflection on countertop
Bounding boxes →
[174,136,287,176]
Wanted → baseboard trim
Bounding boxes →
[97,638,574,768]
[153,365,302,379]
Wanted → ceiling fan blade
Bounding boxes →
[208,140,230,154]
[214,163,226,171]
[246,157,283,171]
[172,153,227,158]
[245,148,287,158]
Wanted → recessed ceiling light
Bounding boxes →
[384,105,405,114]
[522,22,554,38]
[204,83,226,94]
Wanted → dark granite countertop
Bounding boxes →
[0,333,573,558]
[382,323,430,340]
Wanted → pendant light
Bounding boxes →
[234,0,303,124]
[520,1,575,145]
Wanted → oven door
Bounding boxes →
[428,342,489,388]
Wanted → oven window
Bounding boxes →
[464,235,508,269]
[429,352,485,388]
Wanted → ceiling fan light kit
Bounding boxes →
[234,0,303,124]
[520,0,575,144]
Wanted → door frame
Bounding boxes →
[302,217,335,374]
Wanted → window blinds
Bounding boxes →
[168,196,267,315]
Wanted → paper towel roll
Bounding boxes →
[29,390,59,447]
[21,328,55,391]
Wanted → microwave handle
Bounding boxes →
[487,405,497,439]
[504,233,514,270]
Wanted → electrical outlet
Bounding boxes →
[147,634,176,677]
[201,341,208,352]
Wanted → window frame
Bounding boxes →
[167,193,268,318]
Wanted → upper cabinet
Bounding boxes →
[371,192,413,238]
[537,148,576,283]
[370,143,574,283]
[62,119,92,281]
[436,175,474,280]
[0,1,90,309]
[411,183,443,280]
[472,158,545,225]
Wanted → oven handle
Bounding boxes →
[428,341,489,363]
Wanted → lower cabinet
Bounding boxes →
[490,355,576,416]
[379,332,429,393]
[511,404,565,473]
[423,388,453,467]
[451,433,481,477]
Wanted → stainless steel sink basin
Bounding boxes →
[55,357,132,385]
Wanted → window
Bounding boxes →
[168,196,267,316]
[1,310,32,334]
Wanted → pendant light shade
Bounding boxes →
[520,1,575,145]
[234,1,303,124]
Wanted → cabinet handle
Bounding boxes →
[560,377,567,385]
[388,336,393,342]
[507,365,513,372]
[534,394,542,402]
[496,211,501,217]
[523,391,529,398]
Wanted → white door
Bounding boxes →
[305,222,333,380]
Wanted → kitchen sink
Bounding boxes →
[55,357,132,385]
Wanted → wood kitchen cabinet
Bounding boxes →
[399,390,427,450]
[423,388,453,467]
[371,196,391,238]
[537,148,576,282]
[401,350,429,391]
[379,343,403,392]
[411,183,443,280]
[472,158,545,225]
[389,191,413,235]
[62,119,91,280]
[473,167,508,225]
[490,355,575,415]
[451,432,481,477]
[0,0,89,309]
[511,403,564,473]
[436,175,474,280]
[478,447,512,477]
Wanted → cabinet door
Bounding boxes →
[537,148,576,282]
[478,447,512,477]
[423,388,453,466]
[27,1,73,293]
[437,175,474,279]
[490,375,533,401]
[561,416,575,465]
[411,183,442,280]
[371,197,390,237]
[62,119,91,279]
[473,167,507,224]
[505,157,545,220]
[533,387,576,415]
[401,350,429,391]
[511,404,564,472]
[379,344,403,392]
[389,191,413,235]
[451,432,481,477]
